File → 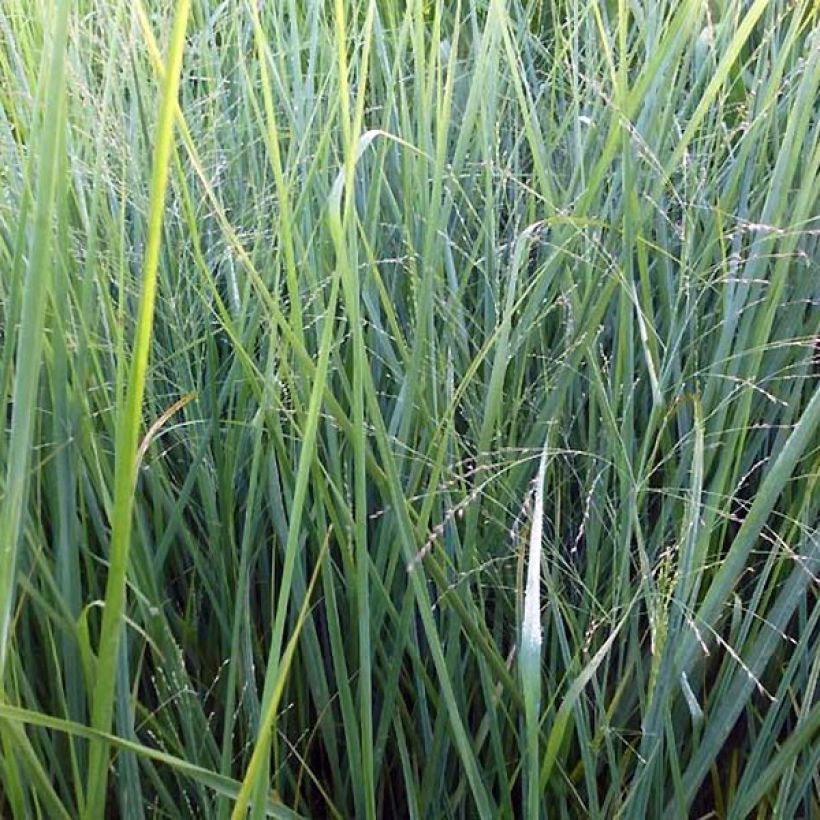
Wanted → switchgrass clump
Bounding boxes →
[0,0,818,817]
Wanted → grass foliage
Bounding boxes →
[1,0,818,816]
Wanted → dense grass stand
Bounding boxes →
[0,1,818,817]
